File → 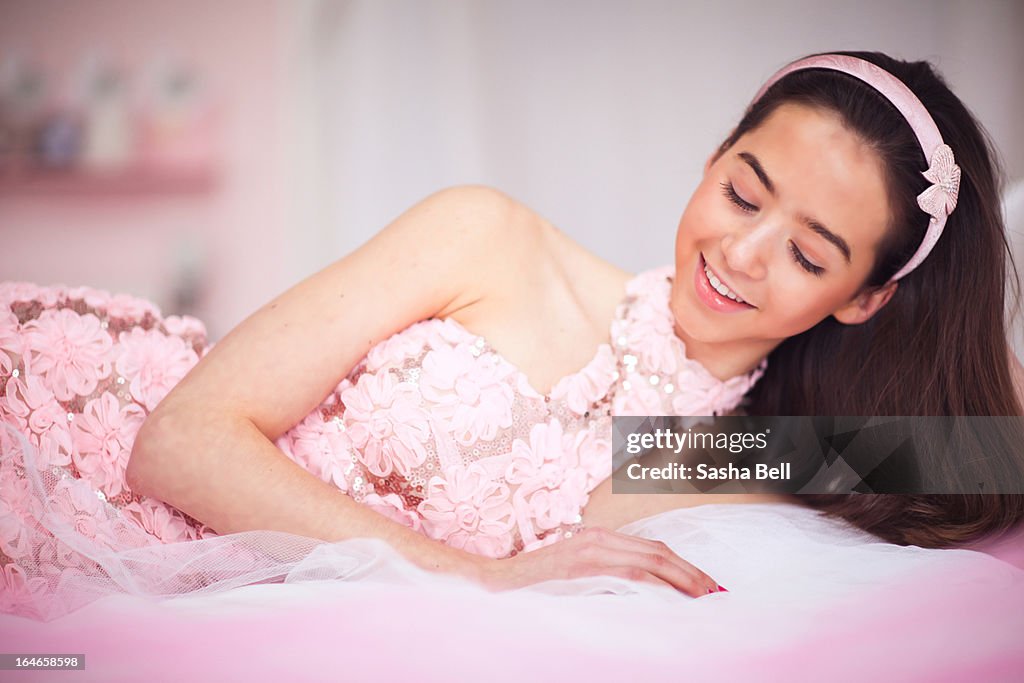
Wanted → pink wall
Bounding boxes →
[0,0,293,340]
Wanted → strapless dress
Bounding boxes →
[0,267,764,618]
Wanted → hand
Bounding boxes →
[476,526,726,597]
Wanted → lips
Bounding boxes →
[694,254,755,313]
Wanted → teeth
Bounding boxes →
[704,263,747,304]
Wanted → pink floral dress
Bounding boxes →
[0,267,764,616]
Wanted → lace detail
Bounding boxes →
[0,283,215,619]
[277,316,616,559]
[0,269,766,619]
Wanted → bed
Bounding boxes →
[1,502,1022,682]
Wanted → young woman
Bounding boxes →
[2,51,1022,619]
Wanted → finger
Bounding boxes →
[580,547,714,598]
[591,566,676,591]
[578,529,719,594]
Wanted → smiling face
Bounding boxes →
[670,102,895,378]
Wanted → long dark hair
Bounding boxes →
[724,51,1024,548]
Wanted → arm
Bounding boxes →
[127,185,522,578]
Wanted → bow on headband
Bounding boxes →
[917,144,961,221]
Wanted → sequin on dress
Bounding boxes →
[0,267,764,616]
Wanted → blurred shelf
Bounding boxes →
[0,165,220,195]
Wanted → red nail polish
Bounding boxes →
[717,585,729,592]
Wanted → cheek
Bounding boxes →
[675,186,722,250]
[764,280,849,334]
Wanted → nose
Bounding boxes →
[720,221,772,281]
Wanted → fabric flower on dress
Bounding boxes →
[571,426,613,488]
[39,534,104,577]
[28,431,74,473]
[621,302,680,378]
[669,375,719,417]
[162,315,207,340]
[0,309,22,376]
[104,293,161,321]
[342,371,431,478]
[115,327,199,411]
[671,360,765,416]
[122,498,201,543]
[548,344,618,416]
[505,420,590,545]
[505,419,574,487]
[0,390,28,435]
[0,282,64,309]
[615,273,683,376]
[0,419,28,468]
[419,462,515,558]
[0,465,41,561]
[514,471,587,533]
[69,392,146,498]
[3,375,74,466]
[610,375,666,417]
[66,285,113,309]
[0,562,50,619]
[513,372,543,400]
[419,343,515,447]
[362,492,422,532]
[45,479,131,560]
[0,282,42,308]
[364,321,435,372]
[286,411,356,491]
[21,308,114,401]
[423,318,477,351]
[49,478,104,539]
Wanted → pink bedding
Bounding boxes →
[2,504,1021,682]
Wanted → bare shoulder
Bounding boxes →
[445,189,633,393]
[397,184,540,316]
[430,186,548,310]
[448,186,632,319]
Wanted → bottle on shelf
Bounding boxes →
[78,54,135,173]
[138,57,216,176]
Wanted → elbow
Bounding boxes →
[125,410,180,499]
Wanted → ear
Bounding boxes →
[832,281,897,325]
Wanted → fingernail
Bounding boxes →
[717,585,729,592]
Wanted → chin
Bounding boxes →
[669,296,720,344]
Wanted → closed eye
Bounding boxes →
[789,242,825,277]
[720,182,758,213]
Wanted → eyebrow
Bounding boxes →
[737,151,852,264]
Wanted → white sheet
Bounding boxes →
[2,503,1021,682]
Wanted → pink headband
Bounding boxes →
[754,54,961,282]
